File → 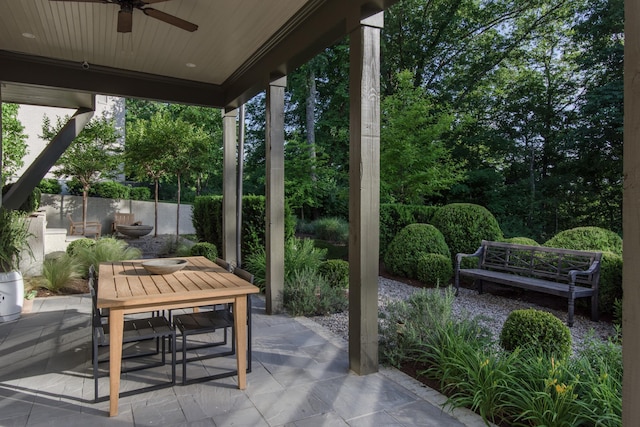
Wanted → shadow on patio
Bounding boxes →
[0,294,490,426]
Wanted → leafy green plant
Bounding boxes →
[91,180,129,199]
[317,259,349,289]
[37,178,62,194]
[544,226,622,256]
[0,207,33,272]
[42,254,81,293]
[500,309,572,360]
[311,217,349,243]
[73,237,142,275]
[283,268,348,316]
[379,203,439,253]
[379,287,460,366]
[128,186,151,200]
[416,253,452,286]
[384,223,450,279]
[189,242,218,261]
[430,203,503,261]
[66,238,97,257]
[245,237,327,291]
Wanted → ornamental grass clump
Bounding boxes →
[42,254,81,293]
[500,308,572,360]
[73,237,142,275]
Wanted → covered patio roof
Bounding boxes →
[0,0,394,109]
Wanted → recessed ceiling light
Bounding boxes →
[186,63,196,68]
[22,32,36,39]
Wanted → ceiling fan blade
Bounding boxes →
[49,0,106,2]
[117,9,133,33]
[142,8,198,32]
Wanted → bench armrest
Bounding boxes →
[568,260,601,285]
[454,246,484,295]
[455,247,484,268]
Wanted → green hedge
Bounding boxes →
[38,178,62,194]
[384,223,450,279]
[193,195,296,258]
[380,203,439,254]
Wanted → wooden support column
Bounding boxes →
[265,76,286,314]
[222,108,238,266]
[348,12,382,375]
[623,0,639,421]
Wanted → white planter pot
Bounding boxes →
[0,271,24,322]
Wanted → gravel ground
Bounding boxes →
[311,276,617,354]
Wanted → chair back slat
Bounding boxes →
[234,267,254,284]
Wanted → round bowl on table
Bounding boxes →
[116,224,153,238]
[142,259,188,275]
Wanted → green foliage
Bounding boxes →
[379,203,439,252]
[41,254,81,293]
[89,180,129,199]
[431,203,503,260]
[189,242,218,261]
[499,309,572,360]
[283,268,348,316]
[38,178,62,194]
[0,208,32,272]
[192,195,296,259]
[72,237,142,276]
[317,259,349,289]
[384,223,450,279]
[129,186,151,200]
[245,237,327,292]
[544,226,622,256]
[309,217,348,244]
[1,103,28,186]
[380,71,465,204]
[416,253,453,286]
[544,227,623,316]
[66,238,97,257]
[502,237,539,246]
[1,184,40,213]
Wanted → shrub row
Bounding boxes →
[62,178,151,200]
[192,195,296,259]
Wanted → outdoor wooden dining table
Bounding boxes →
[97,256,259,417]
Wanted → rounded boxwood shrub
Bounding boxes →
[189,242,218,261]
[129,186,151,201]
[318,259,349,289]
[544,226,622,256]
[499,308,572,359]
[502,237,539,246]
[544,227,623,316]
[66,238,97,257]
[431,203,503,261]
[384,224,450,279]
[416,253,453,286]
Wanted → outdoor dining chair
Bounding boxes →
[172,266,254,384]
[89,275,176,402]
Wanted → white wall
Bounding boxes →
[40,194,196,236]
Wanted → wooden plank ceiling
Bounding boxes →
[0,0,398,109]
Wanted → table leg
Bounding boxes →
[234,296,247,389]
[109,308,124,417]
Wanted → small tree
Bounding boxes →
[41,113,122,228]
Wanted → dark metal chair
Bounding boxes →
[172,266,254,384]
[89,275,176,402]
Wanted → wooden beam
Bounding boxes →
[265,76,286,314]
[348,12,383,375]
[623,0,639,421]
[222,109,238,266]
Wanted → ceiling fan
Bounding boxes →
[50,0,198,33]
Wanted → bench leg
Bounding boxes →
[476,280,483,294]
[568,296,575,327]
[591,294,599,322]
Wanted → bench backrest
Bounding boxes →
[479,240,602,286]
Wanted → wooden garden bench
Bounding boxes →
[454,240,602,326]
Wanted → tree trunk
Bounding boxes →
[176,173,181,238]
[82,186,89,234]
[154,178,159,237]
[306,67,318,219]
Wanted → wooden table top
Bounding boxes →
[97,256,259,310]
